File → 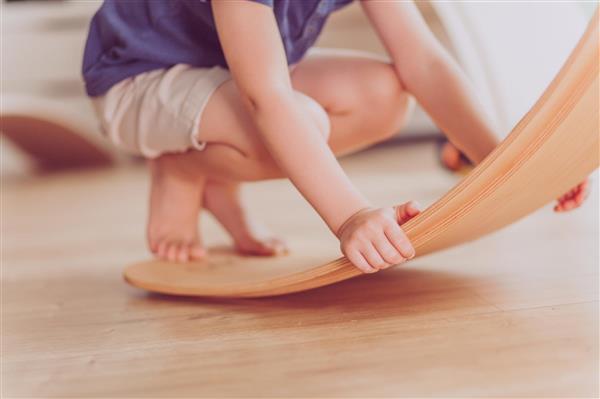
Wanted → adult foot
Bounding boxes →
[204,180,287,256]
[147,155,206,262]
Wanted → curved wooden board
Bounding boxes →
[125,12,599,298]
[1,96,114,171]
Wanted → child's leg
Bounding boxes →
[147,91,327,262]
[195,49,413,178]
[203,179,286,256]
[148,153,289,261]
[149,50,412,261]
[292,49,414,156]
[148,154,206,262]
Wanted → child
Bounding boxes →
[83,0,588,273]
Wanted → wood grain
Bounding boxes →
[3,131,598,397]
[125,11,600,298]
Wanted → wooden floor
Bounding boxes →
[3,141,598,397]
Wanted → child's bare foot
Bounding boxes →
[147,155,206,262]
[440,141,462,171]
[440,141,471,171]
[204,180,287,256]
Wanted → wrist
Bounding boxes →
[334,205,374,238]
[326,194,371,237]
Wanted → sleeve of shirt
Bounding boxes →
[247,0,274,6]
[198,0,273,6]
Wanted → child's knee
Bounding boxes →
[366,63,407,109]
[365,63,412,138]
[294,92,330,142]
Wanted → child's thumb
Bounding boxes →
[395,201,422,225]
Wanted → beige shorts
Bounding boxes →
[91,64,230,158]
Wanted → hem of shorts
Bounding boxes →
[84,62,168,97]
[188,67,231,152]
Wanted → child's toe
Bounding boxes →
[237,237,288,256]
[189,244,206,260]
[176,245,190,263]
[166,244,179,262]
[148,238,159,254]
[157,241,169,259]
[250,241,277,256]
[266,238,288,255]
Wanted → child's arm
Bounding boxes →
[212,1,416,272]
[363,1,591,213]
[361,1,500,164]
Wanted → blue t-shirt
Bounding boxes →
[82,0,353,96]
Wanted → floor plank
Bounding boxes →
[3,142,598,397]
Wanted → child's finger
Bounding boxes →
[360,243,389,271]
[346,249,376,274]
[405,201,421,219]
[575,187,588,204]
[374,234,405,266]
[557,180,590,211]
[562,200,577,211]
[395,201,421,225]
[384,224,415,259]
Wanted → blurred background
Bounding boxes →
[0,0,594,177]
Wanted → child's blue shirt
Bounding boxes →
[82,0,353,96]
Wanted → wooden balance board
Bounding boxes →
[1,97,114,171]
[125,12,599,298]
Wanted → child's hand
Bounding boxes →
[554,178,590,212]
[337,201,421,274]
